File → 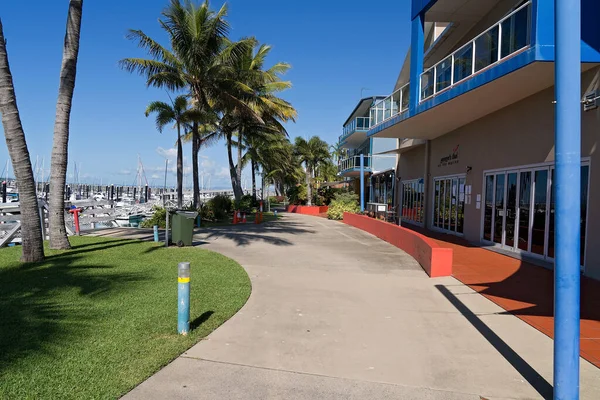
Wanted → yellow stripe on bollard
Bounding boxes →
[178,277,190,283]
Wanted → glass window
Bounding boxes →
[434,180,440,228]
[453,43,473,82]
[494,173,505,244]
[500,5,530,58]
[401,84,410,111]
[475,26,499,72]
[518,171,531,251]
[384,98,392,120]
[505,173,518,248]
[484,175,494,241]
[531,170,548,255]
[420,69,434,99]
[457,178,465,234]
[391,91,400,117]
[435,56,452,93]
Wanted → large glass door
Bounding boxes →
[482,163,589,267]
[433,176,465,235]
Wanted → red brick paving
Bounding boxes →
[404,224,600,368]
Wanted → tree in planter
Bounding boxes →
[48,0,84,250]
[0,20,44,262]
[293,136,330,206]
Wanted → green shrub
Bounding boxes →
[234,194,258,213]
[141,206,167,228]
[207,194,233,220]
[287,184,307,205]
[327,192,360,220]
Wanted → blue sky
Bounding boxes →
[0,0,410,189]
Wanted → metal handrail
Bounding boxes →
[369,82,410,129]
[340,117,371,141]
[420,1,532,101]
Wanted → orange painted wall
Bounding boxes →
[287,205,328,215]
[343,213,453,278]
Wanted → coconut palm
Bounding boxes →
[49,0,84,250]
[181,117,219,207]
[222,41,297,200]
[0,20,44,262]
[294,136,330,206]
[146,95,199,208]
[120,0,260,199]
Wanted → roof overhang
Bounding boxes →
[374,139,427,155]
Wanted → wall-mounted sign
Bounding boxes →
[438,144,460,167]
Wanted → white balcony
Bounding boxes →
[369,83,410,130]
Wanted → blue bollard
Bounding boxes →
[177,262,191,335]
[274,210,278,219]
[153,225,159,242]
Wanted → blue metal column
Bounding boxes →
[409,13,425,114]
[360,154,365,212]
[554,0,581,398]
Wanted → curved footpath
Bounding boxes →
[124,213,600,400]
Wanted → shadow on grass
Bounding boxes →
[45,239,138,260]
[199,220,316,247]
[0,247,146,374]
[191,311,214,331]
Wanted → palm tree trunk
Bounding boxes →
[192,121,199,209]
[49,0,83,250]
[251,159,257,201]
[305,165,312,206]
[0,19,44,262]
[236,131,243,196]
[227,131,243,201]
[176,124,183,209]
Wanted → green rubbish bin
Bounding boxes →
[171,211,198,247]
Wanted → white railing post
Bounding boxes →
[497,21,503,62]
[472,39,476,75]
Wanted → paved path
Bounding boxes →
[104,214,600,399]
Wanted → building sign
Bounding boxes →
[438,145,460,167]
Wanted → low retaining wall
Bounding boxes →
[343,213,452,278]
[287,205,328,215]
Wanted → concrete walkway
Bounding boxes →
[108,214,600,399]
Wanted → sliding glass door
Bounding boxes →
[432,175,466,235]
[482,163,589,267]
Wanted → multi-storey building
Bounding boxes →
[358,0,600,279]
[338,97,398,208]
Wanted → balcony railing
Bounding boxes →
[369,83,410,129]
[420,1,531,101]
[340,117,371,143]
[338,155,372,174]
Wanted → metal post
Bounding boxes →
[177,262,191,335]
[110,184,114,201]
[153,225,159,242]
[1,181,6,203]
[360,154,365,212]
[554,0,581,398]
[165,209,170,247]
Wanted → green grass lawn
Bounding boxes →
[0,237,251,399]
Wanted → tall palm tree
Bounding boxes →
[181,118,219,207]
[120,0,259,200]
[49,0,84,250]
[294,136,330,206]
[145,95,197,208]
[0,19,44,262]
[330,142,344,165]
[222,41,297,200]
